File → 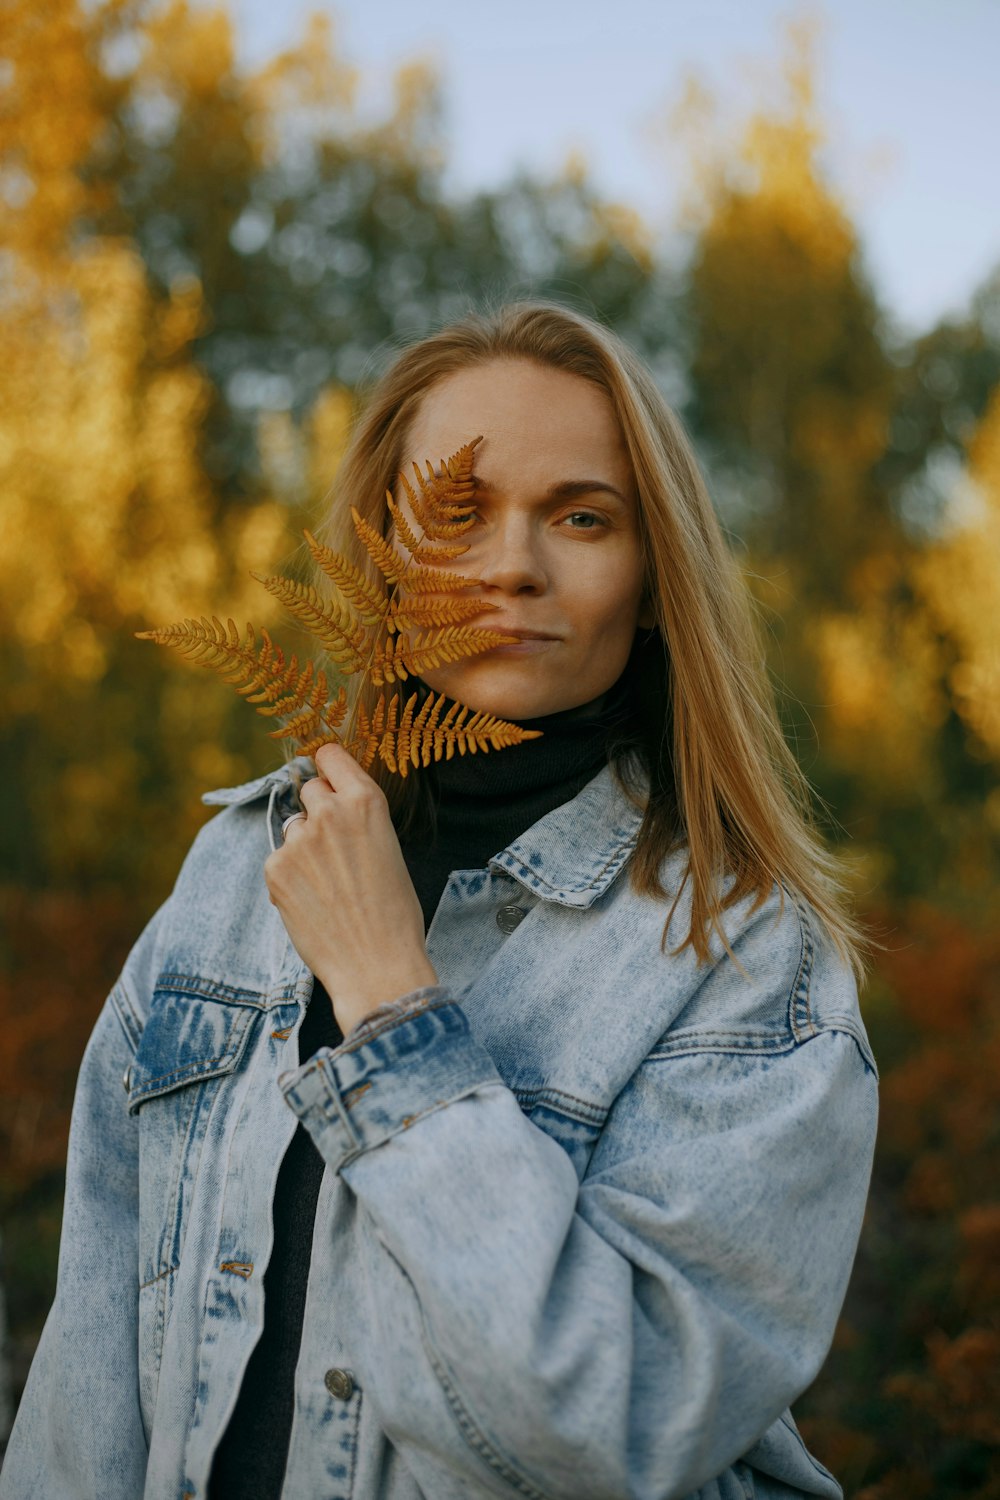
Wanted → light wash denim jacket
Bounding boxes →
[2,759,878,1500]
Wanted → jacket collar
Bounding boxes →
[203,759,646,911]
[488,764,644,908]
[202,757,316,810]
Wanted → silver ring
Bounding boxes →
[280,812,307,839]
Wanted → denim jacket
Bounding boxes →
[2,759,878,1500]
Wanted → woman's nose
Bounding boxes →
[471,518,547,595]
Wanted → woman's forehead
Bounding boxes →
[402,360,632,487]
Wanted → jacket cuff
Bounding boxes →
[278,991,504,1172]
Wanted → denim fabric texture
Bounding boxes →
[1,758,878,1500]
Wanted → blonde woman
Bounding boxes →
[3,303,878,1500]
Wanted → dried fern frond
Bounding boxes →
[137,435,543,775]
[135,618,350,745]
[303,530,388,626]
[398,437,483,540]
[370,628,521,687]
[350,509,409,587]
[250,573,368,672]
[386,594,500,633]
[342,690,537,778]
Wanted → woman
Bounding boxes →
[3,302,878,1500]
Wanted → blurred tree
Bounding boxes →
[914,384,1000,764]
[679,20,893,592]
[675,19,998,913]
[0,0,120,271]
[799,907,1000,1500]
[881,268,1000,541]
[83,4,664,499]
[0,238,290,889]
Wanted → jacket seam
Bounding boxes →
[423,1348,555,1500]
[647,1020,875,1065]
[109,981,143,1052]
[498,837,634,898]
[139,1263,178,1292]
[128,1048,245,1101]
[788,895,816,1042]
[152,974,271,1008]
[513,1087,606,1126]
[647,1032,799,1059]
[132,1053,239,1092]
[332,995,457,1055]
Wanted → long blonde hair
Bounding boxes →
[315,300,868,984]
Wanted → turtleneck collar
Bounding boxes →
[423,669,632,804]
[397,672,635,931]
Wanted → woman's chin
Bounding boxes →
[420,661,565,723]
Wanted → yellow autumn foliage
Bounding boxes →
[0,0,110,272]
[673,17,855,278]
[246,10,358,163]
[730,22,855,278]
[915,388,1000,759]
[808,588,946,787]
[0,240,286,702]
[137,0,239,103]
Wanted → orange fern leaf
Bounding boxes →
[398,437,482,541]
[344,692,390,772]
[396,628,520,678]
[393,563,483,594]
[303,530,387,626]
[354,499,477,589]
[369,628,517,687]
[250,573,368,672]
[137,434,543,774]
[351,509,408,586]
[340,689,541,777]
[135,617,284,697]
[267,684,348,747]
[135,618,349,741]
[385,595,500,633]
[384,495,422,556]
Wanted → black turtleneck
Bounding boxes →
[404,675,632,929]
[208,678,632,1498]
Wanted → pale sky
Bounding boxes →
[220,0,1000,338]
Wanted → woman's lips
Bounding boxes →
[487,637,557,653]
[487,627,561,653]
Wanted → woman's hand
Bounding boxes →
[263,743,438,1035]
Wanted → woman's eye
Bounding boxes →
[563,512,604,531]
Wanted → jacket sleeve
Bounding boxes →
[279,958,878,1499]
[0,908,168,1500]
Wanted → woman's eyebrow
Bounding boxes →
[470,474,629,505]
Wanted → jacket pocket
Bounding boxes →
[127,978,268,1436]
[125,976,264,1112]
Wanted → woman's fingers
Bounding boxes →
[280,811,308,842]
[297,775,328,816]
[313,741,355,786]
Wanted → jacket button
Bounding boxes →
[495,904,526,934]
[324,1368,354,1400]
[122,1064,132,1093]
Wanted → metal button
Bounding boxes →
[122,1064,132,1093]
[495,904,526,934]
[324,1367,355,1400]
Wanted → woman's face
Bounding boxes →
[394,358,650,721]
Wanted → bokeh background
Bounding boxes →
[2,1,998,1492]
